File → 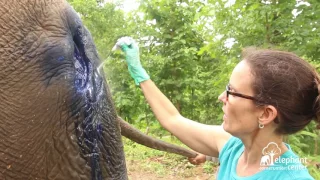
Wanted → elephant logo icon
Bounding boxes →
[260,142,282,166]
[260,154,270,166]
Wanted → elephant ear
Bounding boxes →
[118,117,197,158]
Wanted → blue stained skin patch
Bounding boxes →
[74,45,88,91]
[72,28,103,180]
[57,56,65,62]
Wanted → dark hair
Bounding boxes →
[242,48,320,135]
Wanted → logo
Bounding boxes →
[260,142,281,166]
[259,142,308,171]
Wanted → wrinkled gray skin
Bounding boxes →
[0,0,126,179]
[0,0,198,179]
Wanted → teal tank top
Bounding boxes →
[217,136,315,180]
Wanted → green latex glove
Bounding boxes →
[117,37,150,85]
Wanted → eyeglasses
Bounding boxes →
[226,84,260,102]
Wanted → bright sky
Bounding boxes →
[121,0,139,12]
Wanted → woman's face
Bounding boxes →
[218,61,262,136]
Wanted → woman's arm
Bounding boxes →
[116,37,232,156]
[140,80,231,157]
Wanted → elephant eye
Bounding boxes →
[73,28,90,91]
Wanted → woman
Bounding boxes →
[116,37,318,179]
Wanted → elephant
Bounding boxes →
[0,0,196,179]
[260,155,270,166]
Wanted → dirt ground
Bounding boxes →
[127,167,215,180]
[126,158,217,180]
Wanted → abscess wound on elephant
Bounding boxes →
[73,28,90,92]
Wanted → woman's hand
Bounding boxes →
[188,154,207,165]
[117,37,150,85]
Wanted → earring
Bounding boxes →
[259,123,264,129]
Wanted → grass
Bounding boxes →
[122,135,218,179]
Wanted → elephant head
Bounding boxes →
[0,0,197,179]
[0,0,126,179]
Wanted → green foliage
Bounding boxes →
[138,0,226,124]
[203,161,218,174]
[287,122,320,178]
